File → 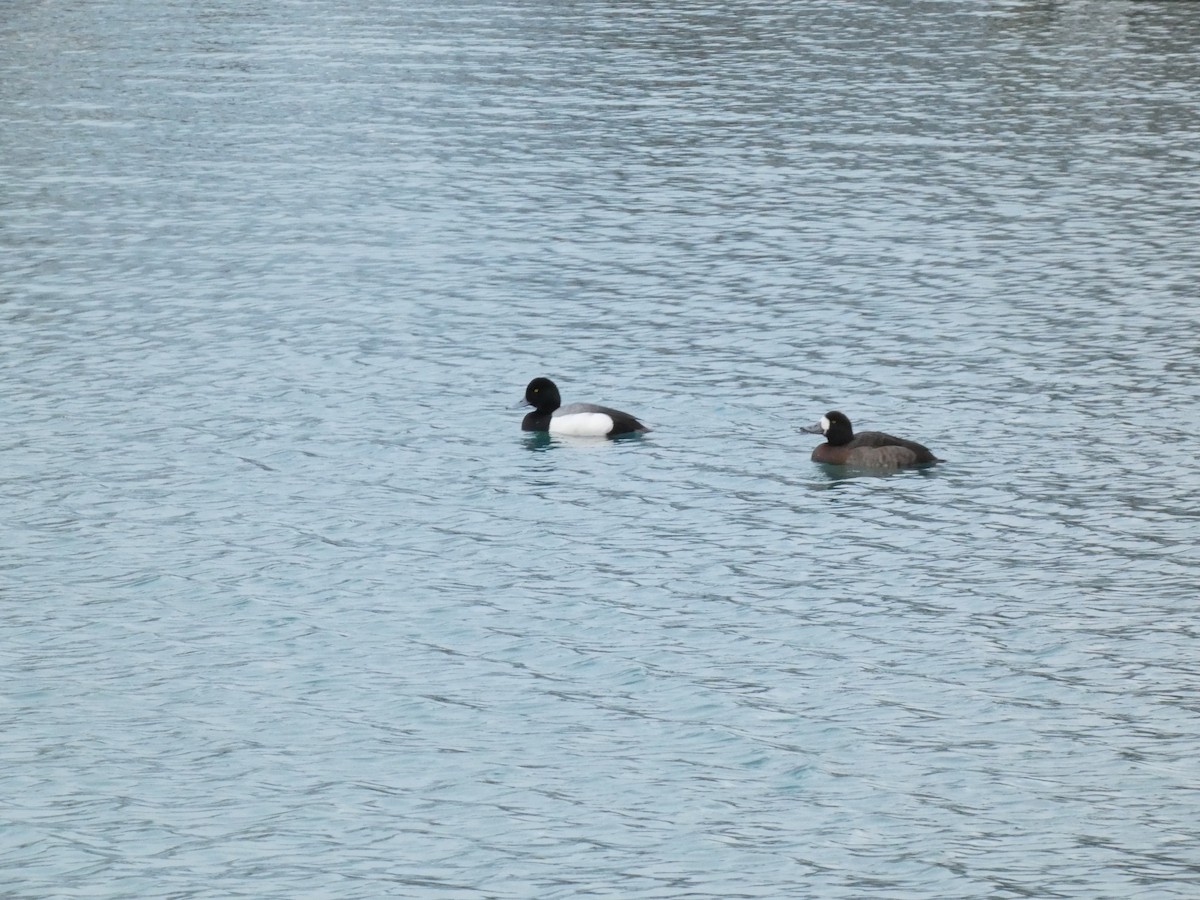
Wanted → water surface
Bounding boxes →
[3,1,1199,897]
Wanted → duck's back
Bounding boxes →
[551,402,649,437]
[845,430,939,466]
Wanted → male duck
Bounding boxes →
[518,377,650,437]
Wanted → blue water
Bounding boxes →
[4,1,1200,897]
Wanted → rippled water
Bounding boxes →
[4,0,1200,896]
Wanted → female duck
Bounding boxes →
[518,377,650,437]
[802,410,940,467]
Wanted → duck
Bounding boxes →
[801,410,940,467]
[518,377,650,437]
